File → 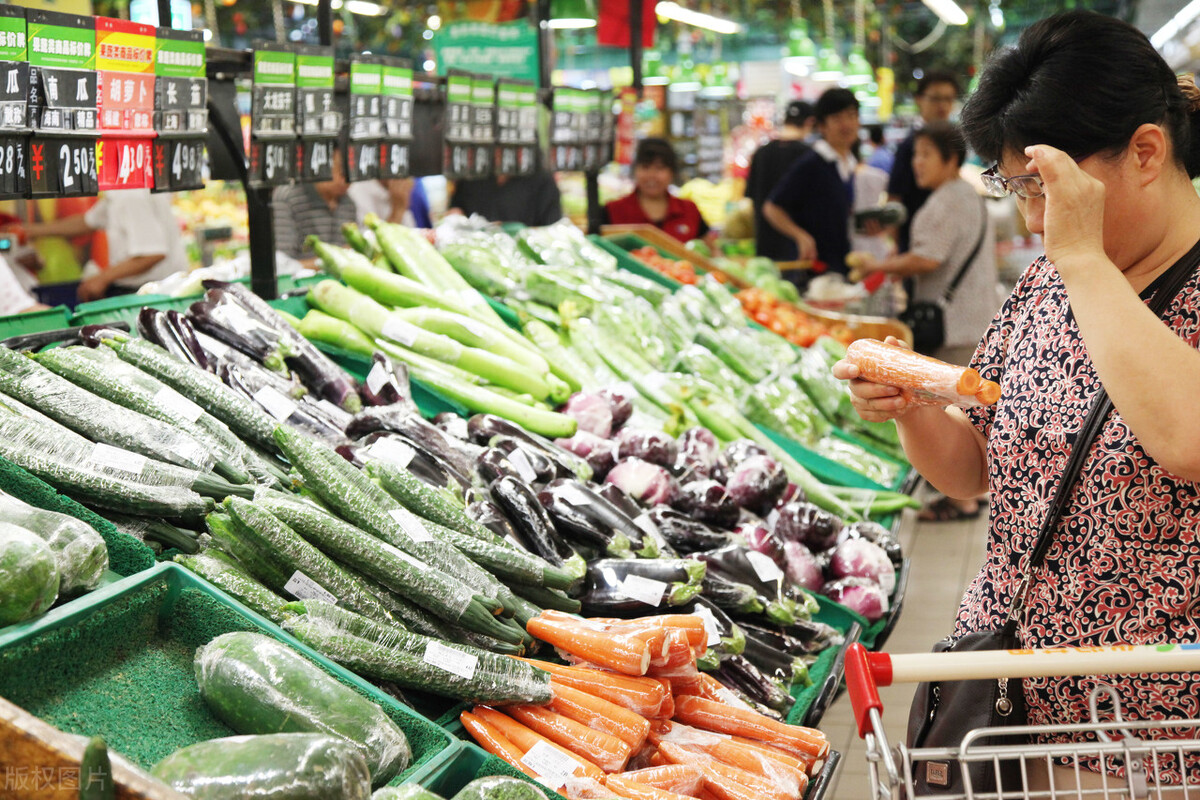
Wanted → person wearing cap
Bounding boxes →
[745,100,816,260]
[603,138,712,244]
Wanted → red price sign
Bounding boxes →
[98,137,153,190]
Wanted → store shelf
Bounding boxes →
[0,562,460,787]
[418,741,567,800]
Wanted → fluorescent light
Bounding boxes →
[344,0,385,15]
[920,0,968,26]
[423,59,436,71]
[427,13,442,29]
[546,17,597,28]
[202,29,213,40]
[655,2,741,35]
[1152,0,1200,49]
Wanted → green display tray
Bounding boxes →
[0,562,460,787]
[785,624,856,728]
[0,305,73,340]
[418,741,565,800]
[589,235,688,291]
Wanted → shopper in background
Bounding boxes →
[347,177,432,228]
[272,148,357,264]
[745,101,816,259]
[888,70,961,251]
[449,172,562,228]
[865,124,894,174]
[837,11,1200,789]
[13,188,189,302]
[761,88,860,275]
[603,138,712,244]
[0,256,45,315]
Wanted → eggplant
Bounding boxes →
[770,501,843,552]
[587,557,705,585]
[335,443,366,468]
[539,486,632,557]
[699,572,766,615]
[216,350,304,398]
[545,479,661,558]
[726,455,787,514]
[189,296,287,367]
[739,619,844,656]
[164,310,211,370]
[554,431,617,479]
[467,414,593,480]
[596,482,642,520]
[687,595,746,655]
[78,324,130,349]
[594,484,676,558]
[299,393,353,431]
[477,447,521,484]
[616,428,679,469]
[222,364,345,445]
[490,436,557,485]
[692,544,802,606]
[580,559,702,616]
[346,407,482,478]
[673,480,740,528]
[647,507,731,555]
[435,412,472,441]
[465,499,522,544]
[597,386,634,430]
[675,427,720,479]
[356,431,471,494]
[138,308,197,365]
[361,351,414,409]
[490,475,584,576]
[738,629,810,685]
[841,520,904,567]
[714,654,796,713]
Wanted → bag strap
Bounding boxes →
[1005,237,1200,624]
[941,197,990,305]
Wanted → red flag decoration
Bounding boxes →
[597,0,657,48]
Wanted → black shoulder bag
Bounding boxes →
[901,198,989,355]
[905,241,1200,796]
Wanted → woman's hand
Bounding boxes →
[1024,145,1108,275]
[832,335,915,422]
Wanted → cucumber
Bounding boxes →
[152,733,371,800]
[224,497,397,626]
[363,458,497,543]
[205,513,293,589]
[0,387,92,447]
[107,513,200,554]
[0,522,59,626]
[373,785,443,800]
[79,736,115,800]
[511,583,581,614]
[175,549,289,624]
[195,631,411,786]
[0,488,107,595]
[282,600,552,704]
[453,776,548,800]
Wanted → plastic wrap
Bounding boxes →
[653,720,807,798]
[452,775,550,800]
[517,220,617,274]
[0,344,214,471]
[281,598,553,705]
[0,521,59,626]
[195,630,411,785]
[175,549,288,624]
[0,388,92,448]
[151,733,372,800]
[0,488,107,595]
[372,784,445,800]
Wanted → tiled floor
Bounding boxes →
[824,493,992,800]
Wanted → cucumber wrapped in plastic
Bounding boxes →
[452,775,549,800]
[372,784,445,800]
[0,488,107,595]
[0,521,59,626]
[152,733,371,800]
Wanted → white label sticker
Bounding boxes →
[254,386,299,421]
[423,640,478,680]
[154,386,205,423]
[197,332,230,359]
[389,507,433,542]
[558,484,593,507]
[391,546,429,571]
[369,438,416,470]
[316,399,346,418]
[226,311,258,336]
[284,571,339,605]
[693,605,721,647]
[90,443,148,476]
[366,362,389,395]
[507,448,538,483]
[381,317,421,348]
[620,574,667,607]
[520,740,579,790]
[634,514,659,540]
[746,550,785,584]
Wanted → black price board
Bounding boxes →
[381,58,413,140]
[299,137,334,183]
[468,76,494,179]
[379,139,410,179]
[295,45,337,138]
[0,62,30,130]
[443,72,473,180]
[249,137,294,186]
[249,42,296,188]
[348,55,382,140]
[347,139,379,182]
[30,135,96,197]
[494,80,536,177]
[0,135,28,197]
[153,136,203,191]
[549,87,583,172]
[155,28,206,135]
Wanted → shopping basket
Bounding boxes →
[844,642,1200,800]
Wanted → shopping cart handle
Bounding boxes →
[845,643,895,738]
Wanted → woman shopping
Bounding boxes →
[835,10,1200,789]
[603,138,713,244]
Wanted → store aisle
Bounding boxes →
[824,498,991,800]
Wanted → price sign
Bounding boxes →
[155,28,206,133]
[380,58,413,140]
[299,137,334,182]
[0,135,27,197]
[249,137,294,186]
[346,139,378,182]
[295,45,337,137]
[27,11,97,139]
[97,136,152,189]
[30,135,97,197]
[549,87,583,172]
[379,139,409,179]
[348,55,382,139]
[444,72,473,180]
[495,80,536,177]
[152,137,203,191]
[250,43,296,187]
[0,7,30,135]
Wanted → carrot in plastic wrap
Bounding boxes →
[845,338,999,407]
[671,696,828,761]
[727,735,816,776]
[471,705,606,781]
[516,659,672,717]
[604,775,699,800]
[507,705,633,773]
[549,681,652,750]
[460,710,539,779]
[648,721,808,798]
[615,765,705,797]
[527,611,655,675]
[592,615,708,651]
[657,742,795,800]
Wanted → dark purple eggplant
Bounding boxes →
[737,628,809,685]
[490,475,583,574]
[737,519,780,560]
[597,482,645,520]
[714,440,771,483]
[554,431,617,479]
[673,480,740,529]
[538,486,632,557]
[466,499,522,545]
[361,352,412,408]
[597,387,634,431]
[675,427,720,479]
[468,414,592,480]
[563,393,614,438]
[164,310,210,370]
[700,572,766,615]
[841,520,903,567]
[692,544,796,603]
[687,595,745,654]
[137,308,196,365]
[595,483,676,558]
[78,324,130,349]
[579,559,704,617]
[739,619,843,656]
[544,480,658,556]
[726,455,787,514]
[189,296,286,367]
[647,507,730,554]
[335,443,366,468]
[605,458,679,506]
[770,501,843,551]
[477,448,520,484]
[347,407,482,478]
[490,436,556,485]
[589,557,706,584]
[221,363,345,445]
[616,428,679,468]
[715,654,796,712]
[356,431,471,493]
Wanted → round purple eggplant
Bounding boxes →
[673,480,740,529]
[725,455,787,514]
[597,387,634,431]
[554,431,617,479]
[563,393,615,438]
[605,458,679,506]
[617,428,679,469]
[769,501,843,551]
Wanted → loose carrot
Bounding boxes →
[507,705,633,773]
[672,696,828,761]
[518,659,671,717]
[550,681,652,750]
[648,750,670,768]
[460,711,539,779]
[846,338,984,405]
[670,674,704,696]
[615,765,705,797]
[471,705,606,781]
[657,743,795,800]
[604,775,698,800]
[527,612,653,675]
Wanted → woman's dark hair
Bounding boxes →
[634,138,679,174]
[961,10,1200,177]
[914,121,967,168]
[815,88,859,123]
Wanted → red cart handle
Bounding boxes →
[845,643,894,738]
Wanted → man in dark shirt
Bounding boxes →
[745,100,815,259]
[449,172,563,227]
[887,70,961,251]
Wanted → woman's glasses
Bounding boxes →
[980,166,1045,199]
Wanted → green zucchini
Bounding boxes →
[195,631,411,786]
[79,736,115,800]
[453,776,548,800]
[175,549,289,624]
[0,522,59,626]
[0,488,107,595]
[282,600,552,705]
[152,733,371,800]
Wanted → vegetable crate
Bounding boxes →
[0,562,460,787]
[0,305,72,341]
[419,741,567,800]
[70,293,194,329]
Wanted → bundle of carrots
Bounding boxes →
[845,338,1000,407]
[631,247,701,286]
[462,612,829,800]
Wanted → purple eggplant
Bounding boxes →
[477,448,521,484]
[189,296,287,368]
[782,541,823,592]
[79,324,130,349]
[543,479,656,557]
[355,431,471,493]
[221,363,345,445]
[490,436,557,485]
[842,520,903,567]
[554,431,617,479]
[692,544,799,605]
[673,480,740,529]
[597,386,634,431]
[563,393,614,438]
[538,485,633,557]
[605,458,679,506]
[347,407,482,478]
[675,427,720,479]
[137,308,197,366]
[738,520,779,560]
[714,654,795,713]
[822,577,888,622]
[580,559,704,617]
[714,440,770,483]
[739,619,843,656]
[700,572,766,615]
[468,414,593,481]
[829,538,896,594]
[165,310,211,370]
[770,501,843,551]
[361,352,414,409]
[466,499,523,545]
[490,475,584,576]
[617,428,679,469]
[597,482,642,520]
[737,631,810,686]
[726,455,787,514]
[647,507,730,554]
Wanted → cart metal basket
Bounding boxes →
[844,642,1200,800]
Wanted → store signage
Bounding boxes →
[249,42,296,187]
[435,21,538,85]
[444,70,473,180]
[549,87,581,172]
[294,45,337,183]
[153,27,206,192]
[346,55,381,182]
[378,57,412,179]
[95,17,154,192]
[0,6,28,200]
[469,75,494,179]
[495,79,537,177]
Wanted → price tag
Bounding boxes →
[315,398,345,418]
[520,741,578,790]
[91,442,148,476]
[379,140,409,179]
[716,686,756,711]
[558,484,593,507]
[381,317,420,348]
[507,448,538,483]
[153,137,205,192]
[693,604,721,647]
[389,507,433,542]
[284,570,339,605]
[254,385,298,422]
[365,362,389,395]
[620,574,667,607]
[346,139,379,182]
[154,386,205,423]
[634,514,659,541]
[0,135,27,198]
[423,640,478,680]
[746,550,785,584]
[251,138,295,186]
[197,332,230,359]
[299,137,334,183]
[369,438,415,470]
[30,137,97,197]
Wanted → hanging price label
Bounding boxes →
[347,139,379,182]
[153,137,204,192]
[381,317,420,348]
[692,604,722,647]
[29,136,97,197]
[506,448,537,483]
[379,140,409,179]
[365,362,389,395]
[520,741,578,790]
[0,135,27,198]
[299,137,334,183]
[250,138,295,186]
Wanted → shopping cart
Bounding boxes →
[844,642,1200,800]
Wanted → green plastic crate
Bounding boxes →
[418,741,565,800]
[589,235,688,290]
[0,305,72,340]
[0,562,460,786]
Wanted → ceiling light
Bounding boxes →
[811,38,843,81]
[655,2,741,35]
[1152,0,1200,49]
[344,0,385,15]
[427,13,442,29]
[783,19,817,72]
[423,59,436,71]
[920,0,968,26]
[843,44,872,85]
[548,0,598,29]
